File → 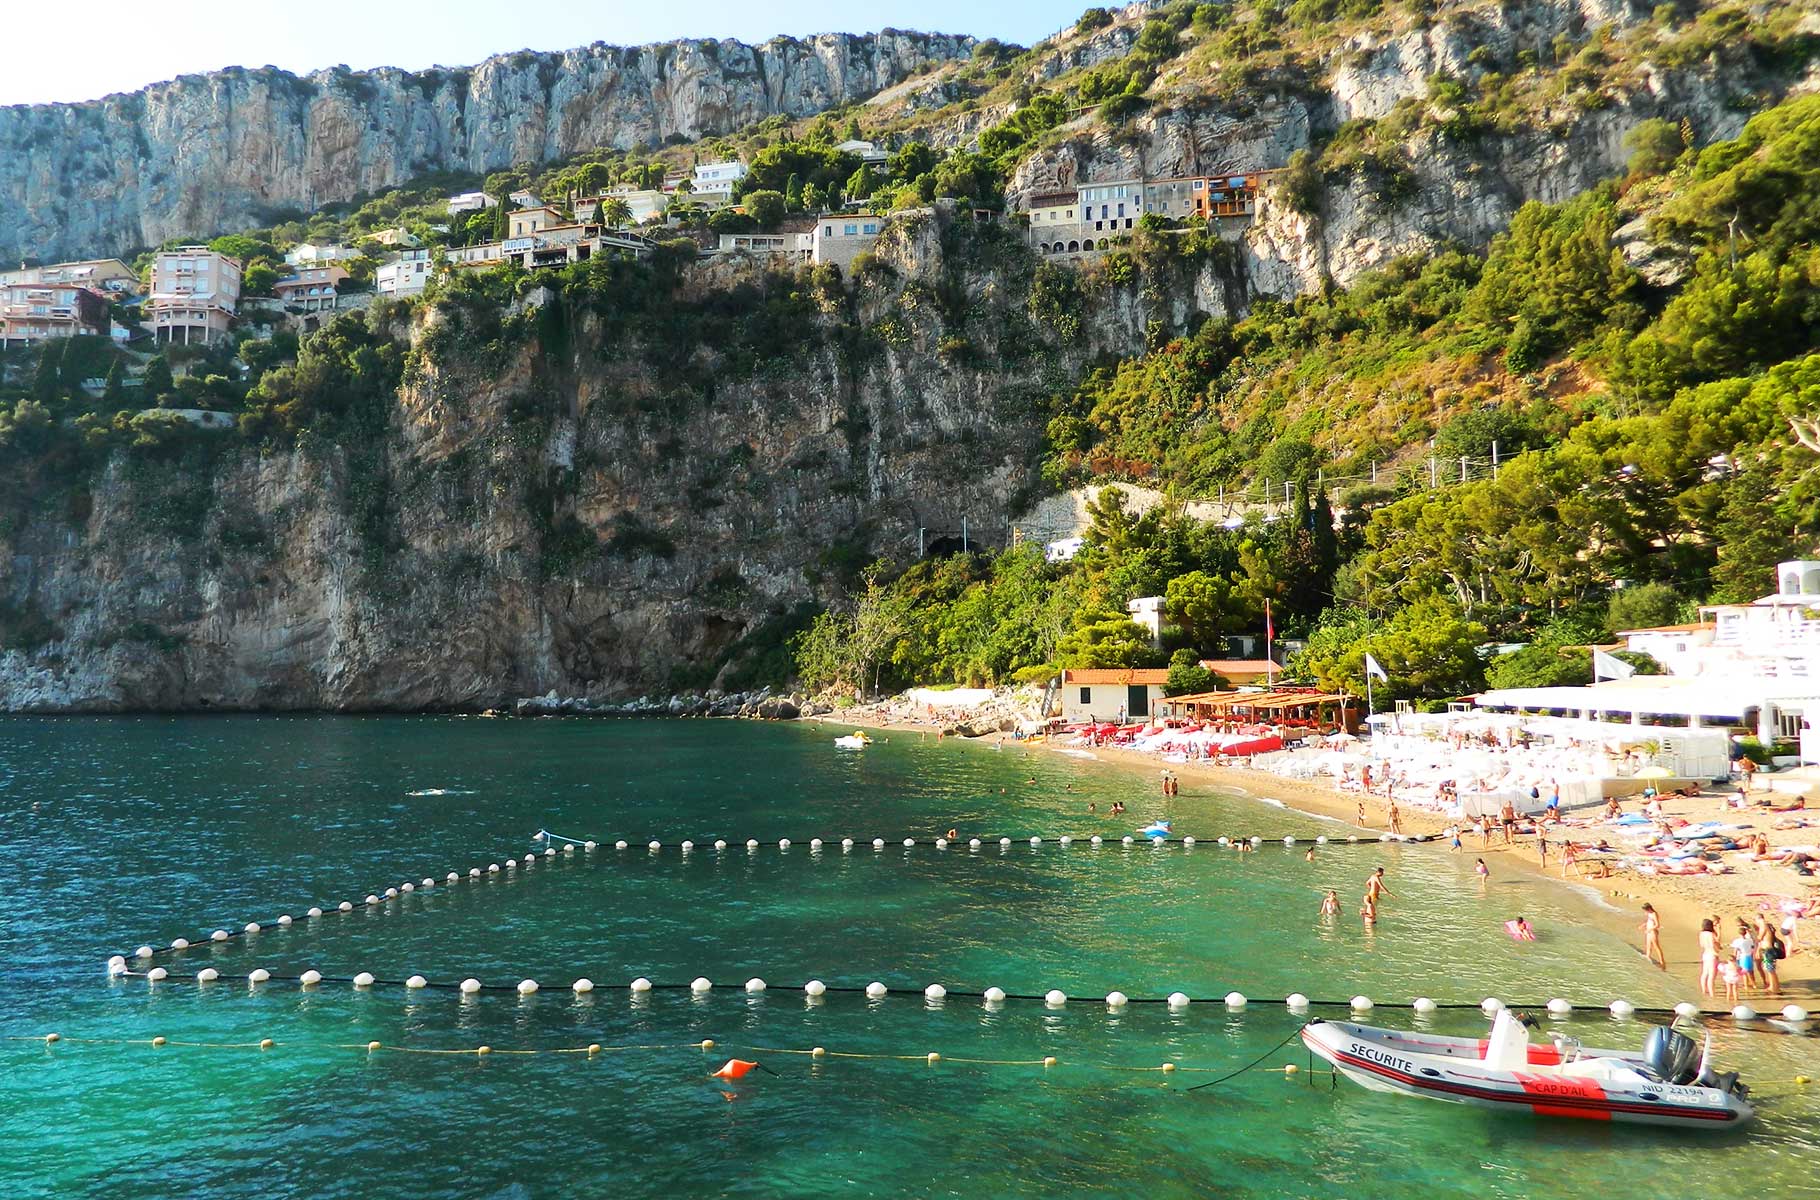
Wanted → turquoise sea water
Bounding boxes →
[1,717,1815,1198]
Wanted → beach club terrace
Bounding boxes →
[1159,687,1358,731]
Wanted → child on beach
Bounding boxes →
[1733,918,1762,991]
[1720,953,1741,1005]
[1641,903,1667,971]
[1475,858,1489,888]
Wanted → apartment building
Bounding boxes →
[376,249,434,298]
[0,282,109,347]
[148,246,242,344]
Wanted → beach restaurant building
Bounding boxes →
[1060,669,1169,723]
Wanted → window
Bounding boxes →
[1079,687,1091,704]
[1194,180,1205,190]
[843,224,858,236]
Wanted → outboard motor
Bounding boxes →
[1643,1026,1701,1085]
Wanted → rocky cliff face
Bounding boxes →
[0,31,972,263]
[1006,0,1805,297]
[0,206,1225,711]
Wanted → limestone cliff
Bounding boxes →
[0,30,972,263]
[0,206,1238,711]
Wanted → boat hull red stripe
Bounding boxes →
[1307,1034,1741,1124]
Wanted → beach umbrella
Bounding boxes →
[1634,765,1673,780]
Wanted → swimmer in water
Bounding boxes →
[1305,847,1316,863]
[1475,857,1489,888]
[1320,889,1340,917]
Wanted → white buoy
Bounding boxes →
[1610,1000,1635,1018]
[1250,836,1262,846]
[446,873,459,884]
[584,841,597,850]
[805,980,827,996]
[1000,837,1012,847]
[690,977,712,993]
[1731,1004,1757,1021]
[212,929,230,942]
[340,901,355,912]
[354,972,376,988]
[248,969,271,984]
[1121,836,1133,846]
[1674,1002,1701,1018]
[1378,834,1391,842]
[459,978,482,994]
[903,838,915,848]
[308,907,324,917]
[170,938,190,951]
[365,895,380,905]
[1218,837,1230,846]
[384,887,397,899]
[573,978,594,994]
[517,979,538,995]
[746,839,759,850]
[1286,993,1310,1011]
[1413,997,1437,1014]
[278,915,293,926]
[107,956,127,976]
[682,840,695,851]
[1482,998,1504,1015]
[614,841,628,850]
[866,981,888,998]
[630,978,653,993]
[746,978,767,993]
[487,865,499,876]
[1284,837,1295,846]
[245,922,262,934]
[1045,990,1067,1007]
[969,839,982,849]
[780,839,793,849]
[1225,992,1247,1009]
[561,843,574,854]
[1105,991,1128,1008]
[406,975,428,989]
[544,847,556,858]
[196,968,219,983]
[1316,836,1328,844]
[1547,999,1573,1015]
[841,838,854,849]
[1182,836,1194,847]
[648,841,661,851]
[1059,836,1072,846]
[1783,1005,1811,1022]
[984,987,1007,1003]
[421,878,433,888]
[811,839,824,849]
[300,970,323,986]
[1090,836,1102,846]
[924,984,947,1001]
[935,838,948,849]
[1168,992,1191,1008]
[147,967,168,982]
[1030,837,1042,847]
[135,946,154,959]
[468,869,481,879]
[1351,996,1374,1012]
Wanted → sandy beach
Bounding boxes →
[812,711,1818,1002]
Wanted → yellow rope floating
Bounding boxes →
[5,1033,1294,1076]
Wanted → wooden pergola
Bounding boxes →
[1160,688,1358,728]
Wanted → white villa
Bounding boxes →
[1475,561,1820,764]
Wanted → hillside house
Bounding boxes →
[148,246,241,344]
[509,189,541,209]
[376,249,434,298]
[690,160,747,207]
[446,191,496,215]
[283,243,357,266]
[811,213,883,268]
[576,189,669,225]
[0,282,109,347]
[1060,668,1170,724]
[273,264,350,313]
[507,206,567,238]
[0,258,137,292]
[364,227,422,248]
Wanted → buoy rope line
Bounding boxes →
[96,968,1817,1034]
[0,1033,1321,1077]
[109,827,1422,967]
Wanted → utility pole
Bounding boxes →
[918,526,925,558]
[1491,440,1500,479]
[1428,457,1438,489]
[1460,455,1468,483]
[962,516,968,554]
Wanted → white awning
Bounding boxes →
[1477,678,1820,719]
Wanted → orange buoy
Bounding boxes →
[710,1059,760,1081]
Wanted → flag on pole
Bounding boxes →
[1363,653,1389,682]
[1264,599,1275,678]
[1592,649,1635,680]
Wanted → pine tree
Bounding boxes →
[102,359,124,408]
[141,353,173,403]
[32,343,60,402]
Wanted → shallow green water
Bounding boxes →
[1,717,1815,1198]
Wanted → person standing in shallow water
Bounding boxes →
[1641,903,1667,971]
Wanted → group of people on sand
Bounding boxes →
[1691,912,1791,1001]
